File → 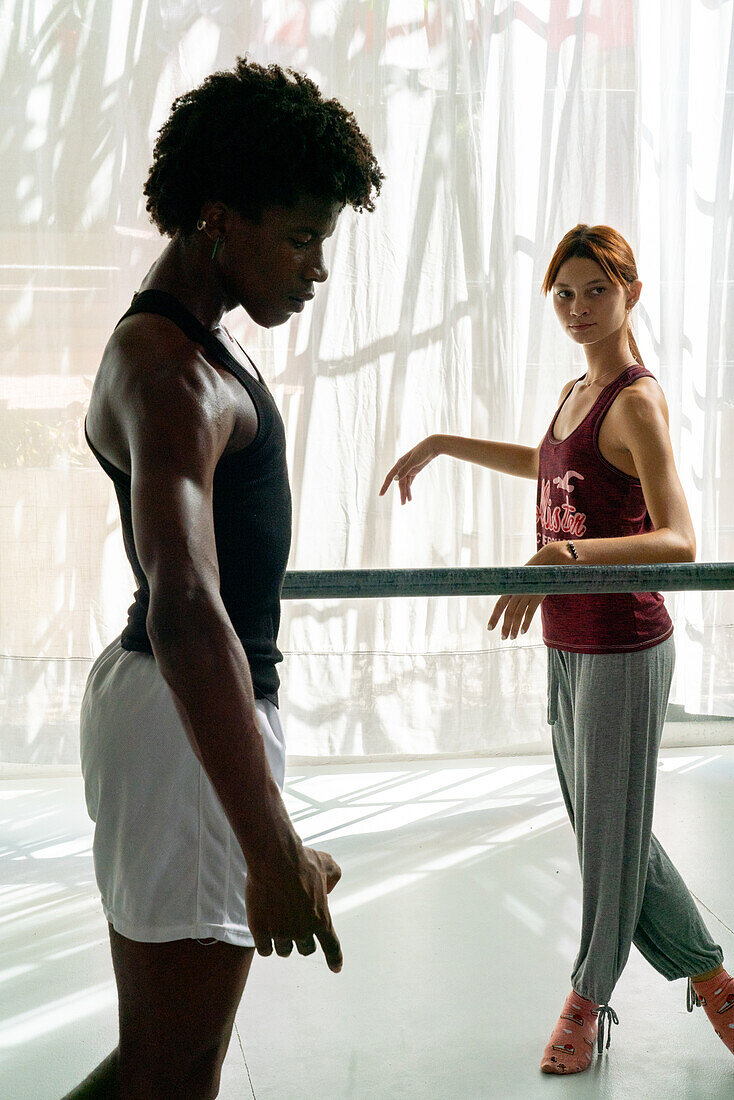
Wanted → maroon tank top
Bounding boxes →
[536,364,673,653]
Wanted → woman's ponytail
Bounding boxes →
[627,321,643,367]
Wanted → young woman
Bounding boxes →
[68,59,382,1099]
[380,225,733,1075]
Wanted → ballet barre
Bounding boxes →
[281,562,734,600]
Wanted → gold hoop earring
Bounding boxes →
[211,236,223,261]
[196,218,206,231]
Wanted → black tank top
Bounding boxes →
[86,289,292,705]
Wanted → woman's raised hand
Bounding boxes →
[379,435,440,504]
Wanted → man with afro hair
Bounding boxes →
[67,58,382,1098]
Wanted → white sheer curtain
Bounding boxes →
[1,0,733,767]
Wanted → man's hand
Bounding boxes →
[245,846,343,972]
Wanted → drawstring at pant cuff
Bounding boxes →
[687,977,702,1012]
[596,1004,619,1054]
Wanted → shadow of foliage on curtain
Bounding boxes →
[1,1,732,765]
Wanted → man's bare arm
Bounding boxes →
[121,350,342,969]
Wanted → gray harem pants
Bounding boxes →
[547,636,723,1005]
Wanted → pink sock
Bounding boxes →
[540,991,599,1075]
[692,968,734,1056]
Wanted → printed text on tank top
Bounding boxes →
[537,474,587,543]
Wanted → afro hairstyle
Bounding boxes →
[144,57,384,236]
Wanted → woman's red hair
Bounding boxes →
[542,224,642,364]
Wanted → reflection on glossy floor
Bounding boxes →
[2,747,733,1099]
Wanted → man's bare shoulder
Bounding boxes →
[89,313,237,472]
[100,313,210,394]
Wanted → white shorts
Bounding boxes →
[80,637,286,946]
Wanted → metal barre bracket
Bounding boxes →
[281,563,734,600]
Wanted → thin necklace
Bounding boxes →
[581,360,638,388]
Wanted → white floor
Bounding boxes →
[2,747,734,1100]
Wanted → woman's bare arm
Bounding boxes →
[379,380,583,503]
[380,433,538,504]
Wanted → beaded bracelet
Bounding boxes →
[568,541,579,560]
